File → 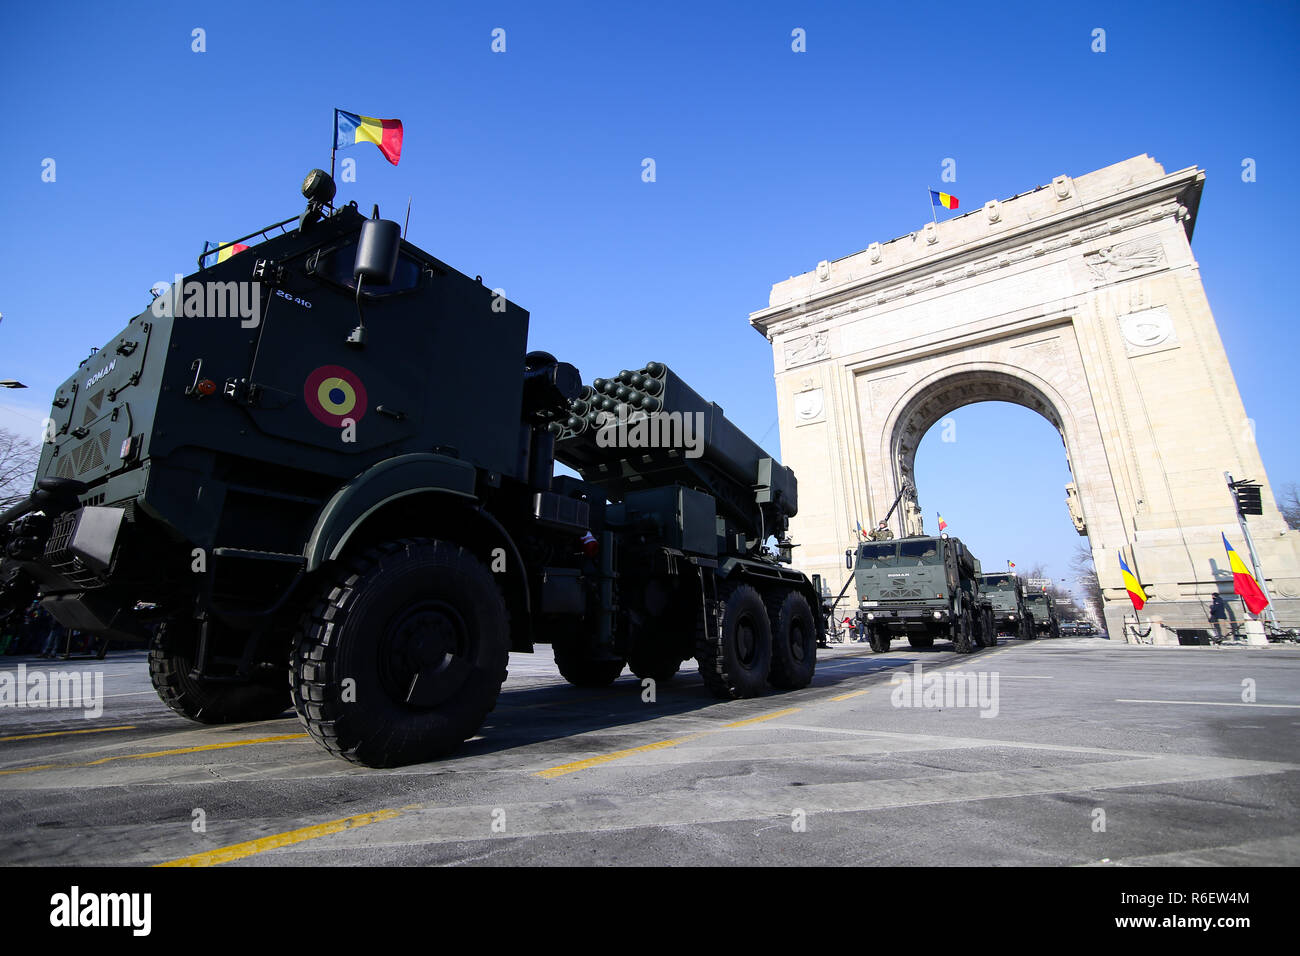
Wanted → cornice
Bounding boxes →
[751,163,1205,340]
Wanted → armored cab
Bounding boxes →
[1023,589,1061,639]
[850,535,995,654]
[979,572,1034,640]
[0,171,823,767]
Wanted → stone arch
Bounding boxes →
[879,363,1082,535]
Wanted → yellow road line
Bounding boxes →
[0,733,308,776]
[723,707,801,728]
[0,725,135,743]
[829,690,870,702]
[157,808,402,867]
[535,733,707,778]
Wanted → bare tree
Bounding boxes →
[1280,482,1300,531]
[0,427,40,511]
[1069,543,1105,624]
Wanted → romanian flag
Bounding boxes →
[930,190,958,210]
[335,110,403,165]
[1118,551,1147,611]
[937,514,948,532]
[855,520,865,539]
[208,241,249,265]
[1222,533,1269,615]
[1008,561,1016,570]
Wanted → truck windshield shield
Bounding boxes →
[984,574,1015,590]
[898,540,941,564]
[858,544,897,567]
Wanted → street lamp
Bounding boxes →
[0,381,27,389]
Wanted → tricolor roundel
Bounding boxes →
[305,365,368,427]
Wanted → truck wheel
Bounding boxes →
[290,538,509,768]
[1022,617,1036,640]
[149,620,289,724]
[1051,621,1061,640]
[952,608,975,654]
[698,584,772,699]
[556,647,627,686]
[907,634,933,649]
[769,592,816,689]
[868,625,891,653]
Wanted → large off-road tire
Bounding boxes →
[149,619,289,725]
[951,607,975,654]
[769,591,817,690]
[698,584,772,699]
[907,634,934,649]
[556,647,627,686]
[868,624,891,654]
[290,538,509,768]
[1050,620,1061,640]
[1022,615,1037,640]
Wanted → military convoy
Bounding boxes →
[848,534,996,654]
[0,170,822,767]
[0,168,1082,768]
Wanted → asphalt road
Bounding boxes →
[1,635,1297,866]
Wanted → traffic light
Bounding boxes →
[1233,482,1263,516]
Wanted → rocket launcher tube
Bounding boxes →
[554,364,798,521]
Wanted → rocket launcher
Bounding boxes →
[550,362,798,540]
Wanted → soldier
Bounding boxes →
[868,520,893,541]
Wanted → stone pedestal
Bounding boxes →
[1243,621,1268,646]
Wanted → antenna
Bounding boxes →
[403,196,412,238]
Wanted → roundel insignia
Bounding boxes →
[304,365,368,427]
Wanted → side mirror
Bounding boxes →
[845,549,854,570]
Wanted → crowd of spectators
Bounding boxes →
[0,600,105,658]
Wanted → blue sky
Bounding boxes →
[1,0,1297,594]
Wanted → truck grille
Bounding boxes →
[889,585,924,598]
[54,428,112,478]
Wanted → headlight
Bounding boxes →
[932,610,942,620]
[1008,614,1016,621]
[865,612,875,621]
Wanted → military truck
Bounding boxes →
[0,170,822,767]
[978,571,1034,640]
[849,534,994,654]
[1023,588,1061,639]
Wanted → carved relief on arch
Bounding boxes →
[784,330,830,368]
[1084,236,1166,284]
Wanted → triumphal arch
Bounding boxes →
[750,156,1299,639]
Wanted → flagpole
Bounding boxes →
[1224,471,1279,629]
[330,109,338,183]
[928,188,938,225]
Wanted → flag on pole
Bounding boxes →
[937,514,948,532]
[1008,561,1016,570]
[855,520,864,539]
[930,189,959,210]
[1118,551,1147,611]
[1222,532,1269,614]
[206,241,249,265]
[334,110,404,165]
